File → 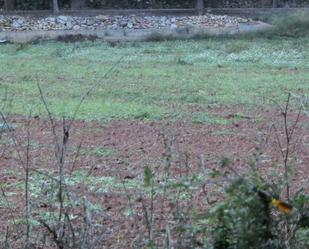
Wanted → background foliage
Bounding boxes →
[1,0,309,10]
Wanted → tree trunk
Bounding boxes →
[206,0,217,8]
[52,0,59,13]
[4,0,15,11]
[71,0,88,9]
[123,0,129,8]
[272,0,278,8]
[150,0,158,8]
[196,0,204,15]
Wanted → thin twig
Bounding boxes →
[67,54,127,130]
[25,112,32,248]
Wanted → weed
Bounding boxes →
[15,43,29,52]
[79,146,116,157]
[192,112,229,125]
[211,129,244,137]
[224,40,250,54]
[56,34,98,43]
[176,57,193,66]
[145,32,175,42]
[104,30,110,36]
[52,47,65,57]
[123,29,128,37]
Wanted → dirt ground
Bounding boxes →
[0,107,308,248]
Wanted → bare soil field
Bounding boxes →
[1,106,308,248]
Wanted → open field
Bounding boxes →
[0,35,309,248]
[1,36,309,121]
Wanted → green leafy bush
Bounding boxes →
[268,10,309,37]
[209,177,277,249]
[208,168,308,249]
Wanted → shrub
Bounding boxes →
[268,10,309,37]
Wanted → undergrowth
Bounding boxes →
[268,10,309,38]
[1,81,308,249]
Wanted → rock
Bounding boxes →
[134,16,143,23]
[127,22,133,29]
[57,15,68,23]
[237,17,250,23]
[165,19,171,25]
[171,23,178,30]
[73,25,80,30]
[12,18,25,29]
[96,15,108,21]
[225,22,235,28]
[86,18,95,25]
[110,24,118,29]
[160,16,167,23]
[66,21,73,29]
[0,15,5,23]
[120,20,127,28]
[46,17,56,23]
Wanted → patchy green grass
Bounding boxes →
[0,36,308,122]
[211,129,246,137]
[192,112,229,125]
[79,146,116,157]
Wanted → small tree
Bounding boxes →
[196,0,204,15]
[52,0,59,13]
[71,0,87,9]
[4,0,15,11]
[272,0,279,7]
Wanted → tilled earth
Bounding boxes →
[0,107,308,248]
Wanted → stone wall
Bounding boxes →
[0,14,251,32]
